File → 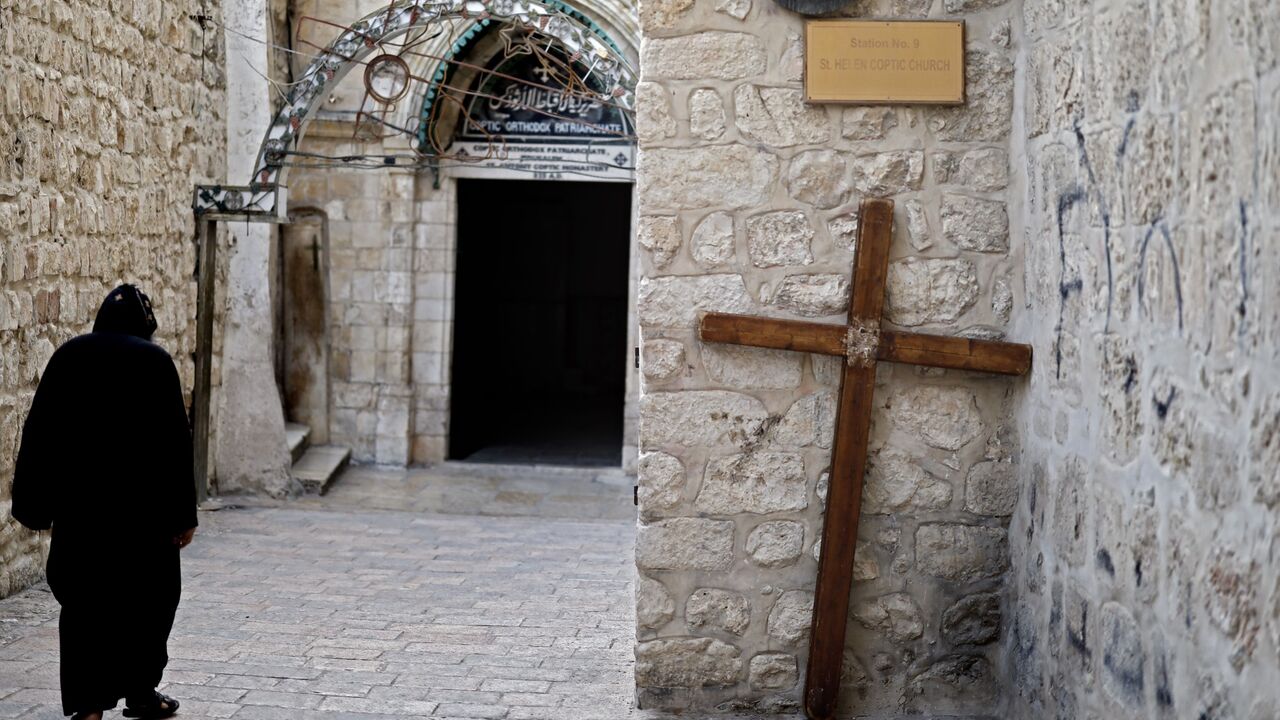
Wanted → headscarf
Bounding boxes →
[92,284,158,340]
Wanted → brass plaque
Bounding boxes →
[805,20,965,105]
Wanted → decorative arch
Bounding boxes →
[193,0,638,219]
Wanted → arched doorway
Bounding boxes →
[195,0,638,476]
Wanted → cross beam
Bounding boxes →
[696,198,1031,720]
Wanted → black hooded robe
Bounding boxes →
[12,285,197,716]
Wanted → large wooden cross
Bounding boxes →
[698,199,1031,720]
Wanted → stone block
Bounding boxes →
[641,32,767,80]
[772,274,850,317]
[636,518,735,571]
[772,391,835,449]
[640,390,768,449]
[639,145,778,210]
[746,521,805,568]
[886,386,984,451]
[767,590,813,646]
[702,344,803,390]
[637,451,685,513]
[841,107,898,140]
[746,211,814,268]
[637,575,676,629]
[690,211,736,267]
[639,0,694,33]
[885,258,979,326]
[926,50,1014,141]
[915,524,1008,583]
[695,452,807,515]
[903,655,999,714]
[638,215,681,269]
[641,339,686,381]
[635,637,742,687]
[748,653,798,691]
[637,275,754,328]
[941,592,1001,645]
[688,89,727,141]
[864,448,953,513]
[734,86,831,146]
[941,195,1009,253]
[636,82,677,143]
[785,151,850,209]
[1100,602,1145,707]
[850,151,925,196]
[851,592,924,643]
[964,461,1017,516]
[685,588,750,635]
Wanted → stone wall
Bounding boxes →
[0,0,226,592]
[633,0,1023,714]
[1004,1,1280,718]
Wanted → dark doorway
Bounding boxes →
[449,178,632,466]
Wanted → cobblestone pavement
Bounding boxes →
[0,464,715,720]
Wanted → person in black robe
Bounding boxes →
[12,284,197,720]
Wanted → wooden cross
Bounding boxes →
[698,199,1031,720]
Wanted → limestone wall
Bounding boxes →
[1004,1,1280,717]
[0,0,227,593]
[633,0,1023,713]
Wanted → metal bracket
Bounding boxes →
[844,319,880,367]
[193,184,288,223]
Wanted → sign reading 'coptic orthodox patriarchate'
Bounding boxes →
[805,20,965,105]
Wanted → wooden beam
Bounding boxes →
[191,218,217,505]
[878,331,1032,376]
[803,198,895,720]
[699,313,847,356]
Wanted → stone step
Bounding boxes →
[292,445,350,495]
[285,423,311,465]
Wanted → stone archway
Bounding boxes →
[197,0,639,491]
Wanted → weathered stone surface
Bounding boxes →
[636,518,735,571]
[767,590,814,646]
[850,151,925,196]
[734,86,832,146]
[842,107,898,140]
[637,451,685,512]
[926,50,1014,141]
[686,588,751,635]
[715,0,752,19]
[886,386,984,451]
[853,540,880,580]
[641,33,767,80]
[941,592,1001,645]
[642,339,686,381]
[1249,392,1280,507]
[916,524,1009,583]
[691,212,736,267]
[688,88,728,142]
[702,344,803,390]
[636,82,678,143]
[935,148,1010,191]
[864,448,953,513]
[640,390,768,448]
[637,575,676,629]
[639,146,778,209]
[941,195,1009,253]
[748,653,798,691]
[965,460,1017,515]
[885,258,979,326]
[635,637,742,687]
[903,655,999,714]
[1100,602,1145,706]
[784,151,850,209]
[696,452,808,514]
[772,274,850,317]
[773,391,835,448]
[1205,549,1261,671]
[904,199,932,251]
[746,211,814,268]
[746,521,805,567]
[637,275,753,328]
[852,592,925,643]
[827,211,859,252]
[639,0,695,31]
[638,215,681,268]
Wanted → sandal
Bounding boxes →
[122,691,180,719]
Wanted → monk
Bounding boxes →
[12,284,197,720]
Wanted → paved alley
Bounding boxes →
[0,465,677,719]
